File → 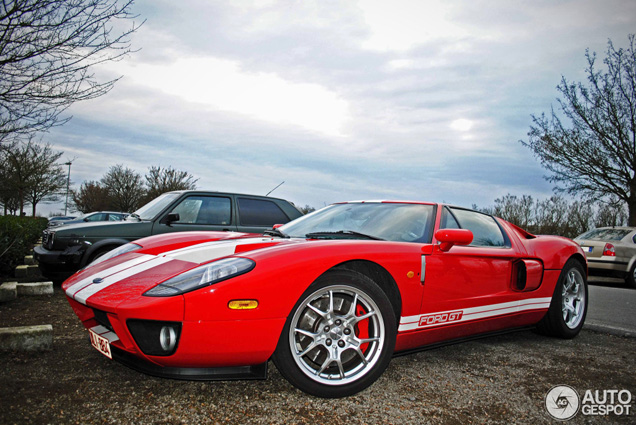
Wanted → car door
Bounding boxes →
[419,206,522,314]
[154,194,238,234]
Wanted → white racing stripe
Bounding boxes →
[65,254,158,298]
[73,256,173,304]
[67,237,279,305]
[163,237,277,263]
[398,297,552,332]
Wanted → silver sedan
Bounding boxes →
[574,227,636,288]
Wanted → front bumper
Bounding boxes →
[33,245,81,282]
[67,295,283,380]
[111,347,267,380]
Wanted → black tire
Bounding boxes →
[625,263,636,289]
[536,259,588,338]
[84,246,116,267]
[273,269,397,398]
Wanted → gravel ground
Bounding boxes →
[1,287,635,425]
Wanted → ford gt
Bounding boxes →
[62,201,588,398]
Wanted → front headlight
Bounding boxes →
[144,257,255,297]
[44,231,56,250]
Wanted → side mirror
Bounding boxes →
[272,224,284,230]
[435,229,473,252]
[163,213,180,226]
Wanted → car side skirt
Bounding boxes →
[394,325,535,357]
[111,346,268,381]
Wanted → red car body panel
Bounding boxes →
[61,202,586,378]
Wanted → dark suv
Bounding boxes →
[34,191,303,283]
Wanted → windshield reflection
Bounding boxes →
[280,203,435,243]
[130,192,180,221]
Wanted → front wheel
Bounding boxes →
[273,270,397,398]
[536,259,587,338]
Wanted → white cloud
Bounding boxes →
[113,56,350,137]
[358,0,468,51]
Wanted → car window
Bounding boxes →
[85,213,106,222]
[238,198,290,226]
[442,207,506,247]
[108,214,123,221]
[170,196,232,225]
[577,228,631,241]
[440,207,460,229]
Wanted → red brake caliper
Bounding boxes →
[356,303,370,352]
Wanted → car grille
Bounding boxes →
[93,309,114,332]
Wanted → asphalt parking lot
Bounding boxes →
[1,286,635,424]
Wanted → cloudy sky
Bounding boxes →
[42,0,636,215]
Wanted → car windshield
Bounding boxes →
[577,228,631,241]
[279,202,435,243]
[130,192,181,220]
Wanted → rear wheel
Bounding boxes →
[273,270,396,398]
[625,263,636,289]
[536,259,587,338]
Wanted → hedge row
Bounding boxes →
[0,216,47,277]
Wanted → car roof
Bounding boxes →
[335,200,438,206]
[164,190,293,202]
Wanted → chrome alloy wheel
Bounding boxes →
[289,284,385,385]
[562,268,586,329]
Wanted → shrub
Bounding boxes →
[0,215,47,277]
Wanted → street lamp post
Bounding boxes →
[64,161,72,215]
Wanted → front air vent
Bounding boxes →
[92,309,114,332]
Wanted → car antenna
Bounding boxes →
[266,181,285,196]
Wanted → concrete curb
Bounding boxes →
[14,264,41,278]
[0,325,53,351]
[584,323,636,339]
[0,282,18,302]
[17,281,54,296]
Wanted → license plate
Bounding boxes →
[582,246,593,253]
[89,328,113,359]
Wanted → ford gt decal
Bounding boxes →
[398,298,552,331]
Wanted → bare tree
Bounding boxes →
[566,200,595,237]
[1,139,33,214]
[101,164,144,212]
[522,35,636,225]
[72,180,112,213]
[0,139,66,215]
[23,142,66,216]
[0,0,142,144]
[297,204,316,215]
[144,166,198,201]
[594,198,628,228]
[492,194,534,229]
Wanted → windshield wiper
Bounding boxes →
[304,230,385,241]
[263,228,289,238]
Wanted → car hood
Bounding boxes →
[62,233,298,307]
[48,219,148,236]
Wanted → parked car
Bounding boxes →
[34,191,302,283]
[48,211,128,227]
[47,216,76,226]
[61,201,587,398]
[574,226,636,288]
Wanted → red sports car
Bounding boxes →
[62,201,588,398]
